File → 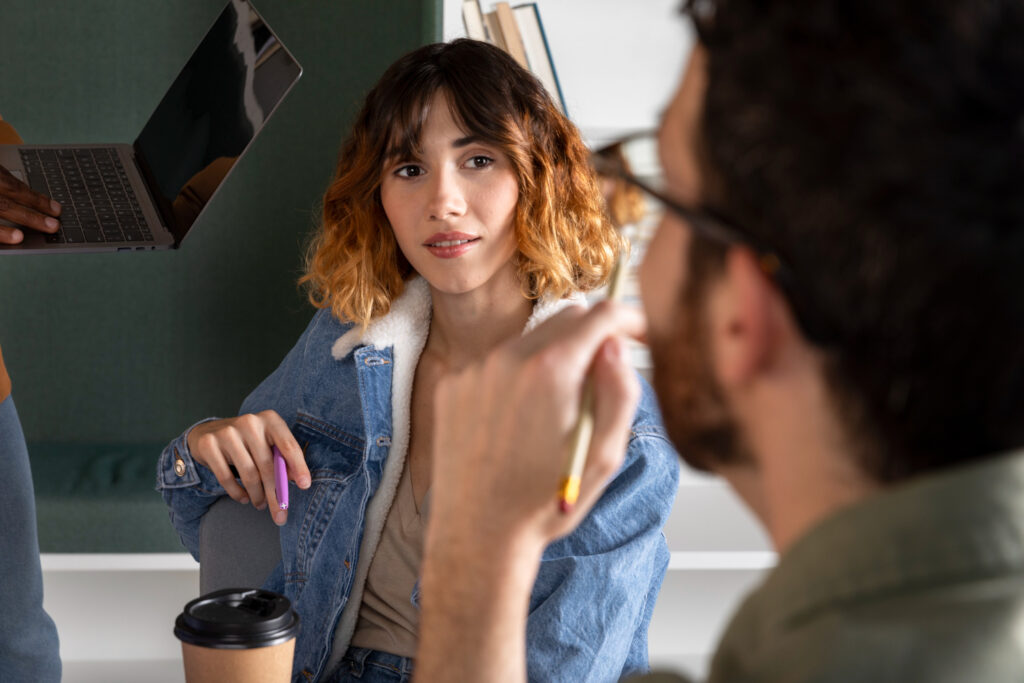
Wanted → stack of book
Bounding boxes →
[461,1,567,115]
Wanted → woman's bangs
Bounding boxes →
[382,87,443,164]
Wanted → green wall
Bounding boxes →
[0,0,442,447]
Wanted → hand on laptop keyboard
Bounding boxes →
[0,164,62,245]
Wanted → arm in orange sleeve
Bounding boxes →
[0,114,25,144]
[0,346,11,404]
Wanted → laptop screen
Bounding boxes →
[133,0,301,245]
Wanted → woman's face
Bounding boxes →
[380,92,520,296]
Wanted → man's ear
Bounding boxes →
[710,246,787,388]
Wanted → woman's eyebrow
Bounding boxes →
[385,135,483,158]
[452,135,484,148]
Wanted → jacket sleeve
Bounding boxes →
[155,309,333,558]
[525,382,680,682]
[0,120,23,144]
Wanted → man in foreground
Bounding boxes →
[414,0,1024,681]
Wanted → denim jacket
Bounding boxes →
[158,277,680,682]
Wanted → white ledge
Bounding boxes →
[40,551,774,572]
[40,553,199,571]
[669,551,776,571]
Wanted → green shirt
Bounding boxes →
[641,449,1024,683]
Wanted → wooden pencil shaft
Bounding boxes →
[559,249,628,505]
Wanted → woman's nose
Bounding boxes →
[427,169,467,220]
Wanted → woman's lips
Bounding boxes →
[424,233,480,258]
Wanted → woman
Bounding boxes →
[158,39,678,682]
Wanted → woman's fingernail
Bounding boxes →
[299,476,311,489]
[8,229,22,243]
[45,217,58,229]
[240,497,249,505]
[50,200,61,214]
[274,511,287,526]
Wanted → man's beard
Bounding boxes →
[648,280,753,473]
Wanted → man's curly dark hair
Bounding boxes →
[684,0,1024,481]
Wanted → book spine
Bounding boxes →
[483,11,507,50]
[513,3,568,115]
[494,2,529,69]
[530,4,567,114]
[462,0,488,41]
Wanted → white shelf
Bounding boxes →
[41,553,198,572]
[669,551,776,571]
[62,659,183,683]
[43,560,199,663]
[39,550,776,573]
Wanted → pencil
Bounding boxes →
[273,445,289,511]
[558,249,630,513]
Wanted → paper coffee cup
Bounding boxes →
[174,588,300,683]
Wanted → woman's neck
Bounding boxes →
[425,271,533,371]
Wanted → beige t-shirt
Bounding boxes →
[349,461,425,658]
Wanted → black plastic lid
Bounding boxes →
[174,588,300,649]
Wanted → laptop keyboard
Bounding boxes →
[20,148,153,244]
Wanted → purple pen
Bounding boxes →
[273,445,289,510]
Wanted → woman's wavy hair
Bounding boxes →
[301,39,621,327]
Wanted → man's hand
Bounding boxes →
[430,300,646,551]
[0,164,61,244]
[416,301,646,683]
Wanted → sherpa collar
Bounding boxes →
[329,275,585,361]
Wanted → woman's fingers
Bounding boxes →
[194,433,250,504]
[222,427,268,509]
[261,410,310,489]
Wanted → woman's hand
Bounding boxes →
[186,410,311,525]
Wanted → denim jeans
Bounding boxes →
[0,395,61,682]
[330,646,413,683]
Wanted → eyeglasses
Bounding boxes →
[590,131,838,347]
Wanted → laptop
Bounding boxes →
[0,0,302,254]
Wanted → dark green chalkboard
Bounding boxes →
[0,0,441,551]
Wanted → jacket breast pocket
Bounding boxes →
[285,413,366,585]
[293,412,364,482]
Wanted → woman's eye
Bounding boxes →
[395,164,423,178]
[466,155,494,169]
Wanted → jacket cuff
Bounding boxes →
[156,417,224,491]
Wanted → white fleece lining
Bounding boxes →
[324,276,585,674]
